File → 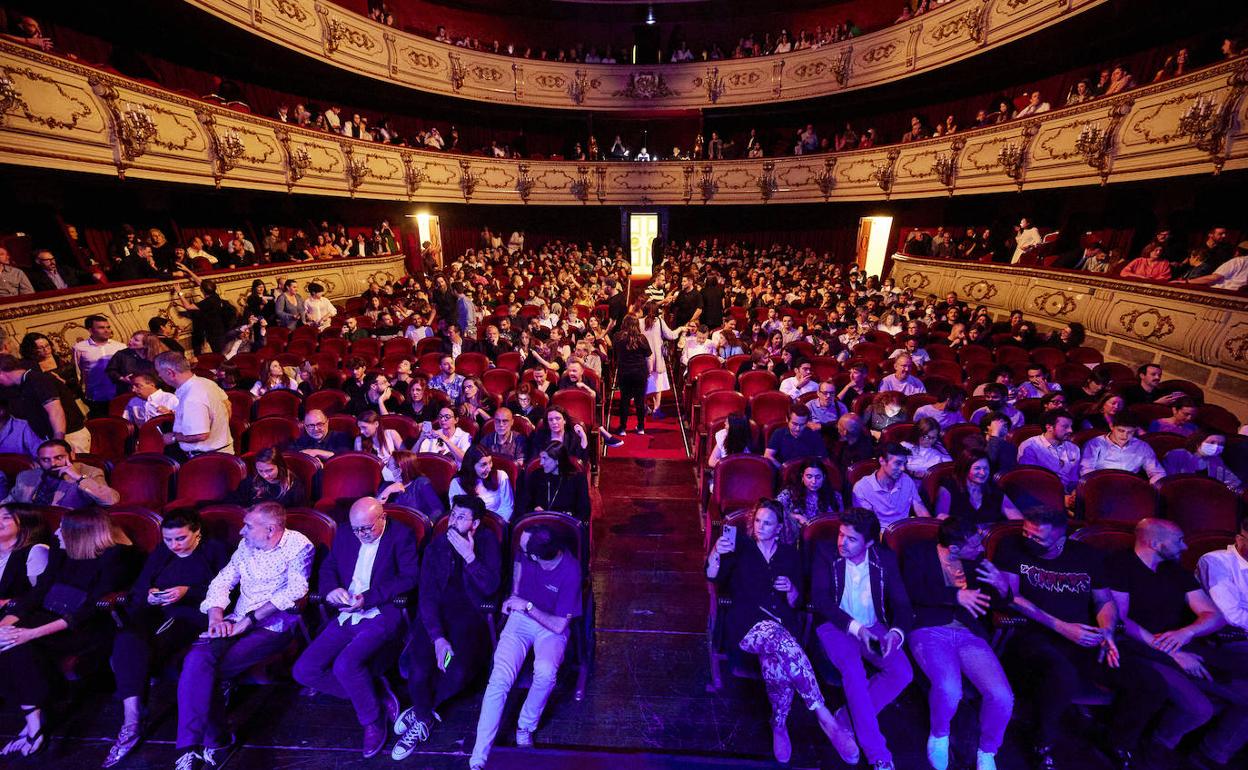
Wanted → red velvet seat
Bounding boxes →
[1071,428,1106,447]
[983,521,1025,561]
[1029,347,1067,372]
[1181,530,1235,573]
[495,351,523,372]
[382,338,414,359]
[924,360,964,385]
[810,356,841,381]
[847,459,878,489]
[415,337,443,356]
[244,416,301,453]
[1158,474,1239,534]
[318,337,349,358]
[1078,469,1157,524]
[135,413,174,453]
[1197,404,1240,436]
[879,422,914,446]
[851,342,886,364]
[688,369,737,427]
[957,346,993,366]
[383,504,433,547]
[1006,424,1043,448]
[328,414,362,437]
[1069,523,1136,554]
[686,354,722,383]
[707,455,776,550]
[1128,402,1172,426]
[286,507,338,556]
[315,452,383,514]
[552,388,597,429]
[231,353,262,381]
[255,389,303,420]
[198,503,246,547]
[748,391,793,430]
[999,466,1066,514]
[107,392,133,418]
[482,368,519,400]
[738,371,779,399]
[920,461,958,510]
[381,414,422,443]
[350,338,382,361]
[285,339,317,358]
[108,506,163,554]
[166,453,247,511]
[418,352,443,376]
[1140,431,1188,461]
[1159,379,1204,404]
[455,352,490,378]
[1093,362,1135,385]
[1067,347,1104,366]
[883,518,941,566]
[290,325,319,342]
[944,423,983,455]
[225,389,255,421]
[0,452,37,484]
[86,416,134,462]
[112,453,179,509]
[304,388,350,416]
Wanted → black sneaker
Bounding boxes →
[604,434,625,447]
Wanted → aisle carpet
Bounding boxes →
[604,393,690,460]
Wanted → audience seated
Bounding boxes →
[3,439,120,507]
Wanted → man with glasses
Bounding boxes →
[292,409,352,460]
[29,249,88,293]
[807,379,848,429]
[176,502,313,770]
[764,404,828,466]
[394,495,502,759]
[477,407,528,465]
[293,498,418,758]
[470,524,581,769]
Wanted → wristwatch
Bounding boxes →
[524,601,533,613]
[245,610,258,624]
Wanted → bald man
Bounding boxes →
[1107,519,1248,766]
[292,409,353,459]
[293,498,419,758]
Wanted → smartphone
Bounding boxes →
[442,649,454,670]
[721,523,738,550]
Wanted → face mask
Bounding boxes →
[1199,442,1223,457]
[884,405,902,417]
[986,400,1004,410]
[1023,538,1049,557]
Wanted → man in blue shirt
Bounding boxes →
[764,404,828,465]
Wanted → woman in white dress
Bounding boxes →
[641,302,680,418]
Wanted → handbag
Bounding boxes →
[43,582,89,618]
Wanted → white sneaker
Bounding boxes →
[927,734,950,770]
[515,728,533,748]
[976,749,998,770]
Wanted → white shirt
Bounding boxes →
[202,529,314,632]
[303,296,337,330]
[1210,256,1248,291]
[839,556,877,635]
[1198,546,1248,631]
[73,337,126,401]
[448,471,515,521]
[1012,226,1043,263]
[174,375,235,454]
[780,377,818,399]
[415,429,472,466]
[124,390,179,426]
[339,533,383,626]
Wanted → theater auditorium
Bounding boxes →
[1,1,1248,768]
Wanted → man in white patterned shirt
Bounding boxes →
[174,502,313,770]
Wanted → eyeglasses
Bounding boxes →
[350,523,376,535]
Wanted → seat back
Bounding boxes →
[882,518,941,566]
[999,466,1066,514]
[255,389,303,420]
[413,453,458,498]
[1140,431,1188,461]
[847,459,879,489]
[710,455,776,515]
[0,452,37,485]
[512,511,585,565]
[699,391,748,433]
[86,416,134,461]
[943,423,983,455]
[172,453,248,507]
[879,421,913,446]
[108,506,163,554]
[112,453,179,509]
[1158,474,1239,534]
[285,507,338,557]
[738,370,779,398]
[693,369,737,402]
[198,503,247,547]
[1079,469,1157,524]
[748,391,793,430]
[919,461,958,509]
[552,389,597,428]
[455,352,491,378]
[380,414,422,443]
[495,351,523,372]
[983,521,1025,561]
[316,452,384,514]
[924,360,964,385]
[686,354,722,382]
[383,504,433,548]
[1181,531,1236,572]
[1069,524,1136,555]
[304,388,350,416]
[244,416,301,453]
[482,368,519,400]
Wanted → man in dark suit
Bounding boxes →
[291,409,353,460]
[392,495,501,760]
[29,249,88,292]
[292,497,419,758]
[811,507,914,769]
[437,324,478,358]
[478,324,511,363]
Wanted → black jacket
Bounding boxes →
[320,520,420,622]
[900,541,1006,638]
[31,264,88,292]
[418,526,502,640]
[811,543,913,636]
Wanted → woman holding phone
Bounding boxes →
[103,509,229,767]
[706,501,842,763]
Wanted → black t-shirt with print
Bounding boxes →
[995,537,1106,625]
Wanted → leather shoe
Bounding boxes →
[362,720,386,759]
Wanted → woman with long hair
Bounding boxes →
[103,509,229,767]
[934,449,1021,523]
[105,331,166,394]
[0,507,135,756]
[447,446,514,521]
[613,315,653,435]
[708,413,753,469]
[775,460,841,537]
[0,504,51,606]
[251,359,301,397]
[456,377,494,426]
[413,406,471,467]
[1081,393,1125,432]
[356,409,406,480]
[232,447,307,507]
[640,302,680,418]
[520,441,591,521]
[19,332,79,392]
[379,451,446,518]
[530,405,589,461]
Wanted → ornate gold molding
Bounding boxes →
[181,0,1108,111]
[0,40,1246,205]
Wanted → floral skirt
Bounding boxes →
[739,620,824,726]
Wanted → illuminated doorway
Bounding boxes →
[856,216,894,277]
[628,212,659,277]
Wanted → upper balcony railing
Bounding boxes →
[0,39,1245,205]
[182,0,1108,111]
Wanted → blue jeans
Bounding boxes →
[816,622,913,765]
[909,625,1014,753]
[292,613,402,726]
[176,628,294,749]
[1148,640,1248,763]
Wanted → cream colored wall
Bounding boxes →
[0,255,407,362]
[890,255,1248,418]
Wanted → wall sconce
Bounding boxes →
[705,67,725,104]
[933,152,956,188]
[515,163,534,202]
[0,75,18,126]
[757,161,778,201]
[997,141,1025,180]
[120,102,157,160]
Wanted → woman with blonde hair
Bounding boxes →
[0,507,135,756]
